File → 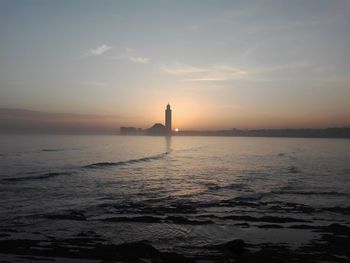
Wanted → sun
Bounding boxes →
[175,128,179,132]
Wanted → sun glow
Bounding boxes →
[175,128,179,132]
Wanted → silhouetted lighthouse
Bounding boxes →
[165,103,172,133]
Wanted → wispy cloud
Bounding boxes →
[88,44,112,56]
[251,61,310,75]
[113,48,151,64]
[162,64,208,75]
[129,56,151,64]
[82,45,150,64]
[162,64,247,81]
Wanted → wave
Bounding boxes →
[287,166,301,174]
[3,152,169,182]
[44,210,86,221]
[272,190,349,197]
[84,152,169,169]
[235,192,266,201]
[206,183,248,193]
[343,168,350,175]
[222,215,310,223]
[41,148,64,152]
[3,172,72,182]
[102,215,213,225]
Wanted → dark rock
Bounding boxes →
[251,246,288,263]
[160,252,195,263]
[102,215,163,223]
[45,211,86,221]
[224,239,245,255]
[0,238,195,262]
[223,215,310,223]
[323,223,350,236]
[257,224,283,229]
[165,216,213,225]
[115,240,160,258]
[289,224,321,230]
[323,206,350,215]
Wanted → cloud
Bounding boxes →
[83,45,150,63]
[162,64,247,81]
[252,61,310,75]
[161,64,208,75]
[112,48,151,64]
[129,56,151,64]
[89,44,112,56]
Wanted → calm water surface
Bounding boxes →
[0,135,349,260]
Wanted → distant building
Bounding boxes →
[120,127,143,135]
[147,123,167,135]
[148,104,172,135]
[120,104,173,136]
[165,103,172,134]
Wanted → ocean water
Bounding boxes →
[1,135,350,262]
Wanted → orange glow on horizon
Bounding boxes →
[122,99,350,131]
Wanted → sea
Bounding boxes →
[0,135,349,262]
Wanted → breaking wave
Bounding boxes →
[3,172,73,182]
[2,152,170,182]
[84,152,169,169]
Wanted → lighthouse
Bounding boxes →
[165,103,172,134]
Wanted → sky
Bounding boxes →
[1,0,350,131]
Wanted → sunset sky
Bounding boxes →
[1,0,350,131]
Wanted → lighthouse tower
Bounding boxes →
[165,103,172,134]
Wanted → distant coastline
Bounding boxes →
[120,127,350,139]
[1,108,349,138]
